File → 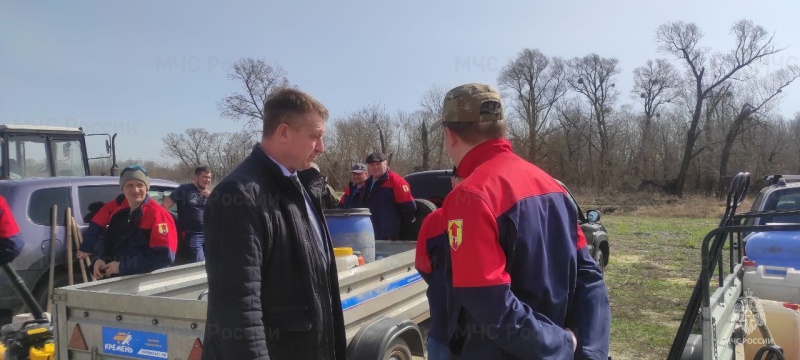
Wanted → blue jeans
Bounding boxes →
[427,337,450,360]
[178,232,205,264]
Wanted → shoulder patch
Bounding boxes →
[157,223,169,235]
[448,219,463,251]
[402,184,410,193]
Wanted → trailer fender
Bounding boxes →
[347,316,424,360]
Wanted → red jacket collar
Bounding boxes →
[456,138,514,178]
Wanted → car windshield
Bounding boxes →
[757,187,800,224]
[751,187,800,224]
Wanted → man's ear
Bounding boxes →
[444,127,458,149]
[275,123,290,143]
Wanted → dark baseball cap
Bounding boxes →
[365,152,388,163]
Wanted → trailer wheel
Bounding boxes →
[383,338,412,360]
[347,317,424,360]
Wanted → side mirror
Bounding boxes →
[586,210,601,222]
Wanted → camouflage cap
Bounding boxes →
[433,83,504,128]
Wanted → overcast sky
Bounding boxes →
[2,0,798,163]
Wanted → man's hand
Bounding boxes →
[93,259,106,279]
[76,250,91,260]
[101,261,120,277]
[566,328,577,352]
[201,189,211,198]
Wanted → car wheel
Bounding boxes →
[400,198,437,240]
[594,250,605,274]
[31,271,83,314]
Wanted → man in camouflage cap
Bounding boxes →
[432,83,611,359]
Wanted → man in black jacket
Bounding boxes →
[202,87,346,360]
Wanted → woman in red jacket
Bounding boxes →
[0,194,23,266]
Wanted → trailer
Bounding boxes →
[52,241,428,359]
[669,173,800,360]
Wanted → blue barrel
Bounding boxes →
[324,208,376,263]
[745,230,800,269]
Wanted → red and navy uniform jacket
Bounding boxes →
[0,195,23,266]
[442,139,611,360]
[338,181,366,209]
[79,194,128,254]
[415,208,449,345]
[364,169,417,239]
[97,195,178,276]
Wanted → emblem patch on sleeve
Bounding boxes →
[402,185,410,193]
[158,223,169,235]
[448,219,463,251]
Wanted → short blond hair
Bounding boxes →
[262,88,329,137]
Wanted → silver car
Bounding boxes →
[0,176,178,321]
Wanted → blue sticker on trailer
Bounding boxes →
[102,327,168,359]
[341,272,422,311]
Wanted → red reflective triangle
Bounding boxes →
[68,323,88,350]
[187,338,203,360]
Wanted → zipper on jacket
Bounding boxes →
[291,182,332,352]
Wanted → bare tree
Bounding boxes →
[161,128,255,181]
[218,58,290,130]
[554,98,594,188]
[631,59,679,180]
[397,110,432,171]
[567,54,621,188]
[718,65,800,193]
[161,128,215,173]
[498,49,568,162]
[318,106,399,189]
[791,113,800,173]
[353,103,394,157]
[318,118,370,190]
[656,19,782,196]
[736,115,790,179]
[205,129,257,180]
[418,84,447,170]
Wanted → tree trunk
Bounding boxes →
[421,120,430,171]
[673,91,704,197]
[595,108,609,189]
[717,110,750,196]
[378,127,386,155]
[636,115,654,180]
[528,107,538,162]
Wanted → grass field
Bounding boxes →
[603,214,720,360]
